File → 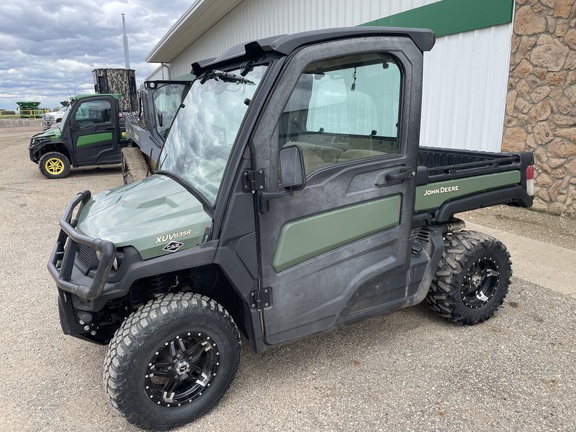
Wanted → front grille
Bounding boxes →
[77,244,92,268]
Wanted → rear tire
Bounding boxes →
[426,230,512,325]
[103,293,241,430]
[38,151,71,179]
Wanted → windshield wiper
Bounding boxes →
[201,70,255,85]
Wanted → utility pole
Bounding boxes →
[122,14,131,69]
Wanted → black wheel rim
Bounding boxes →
[461,256,499,309]
[145,332,220,407]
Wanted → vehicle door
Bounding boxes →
[251,37,424,345]
[150,82,190,140]
[70,97,121,165]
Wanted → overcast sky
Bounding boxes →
[0,0,192,110]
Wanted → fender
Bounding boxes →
[29,139,71,163]
[433,186,533,223]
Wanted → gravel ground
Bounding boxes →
[461,205,576,251]
[1,130,575,431]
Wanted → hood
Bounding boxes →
[77,175,212,260]
[31,126,61,141]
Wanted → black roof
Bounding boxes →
[192,26,435,76]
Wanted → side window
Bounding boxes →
[280,53,402,175]
[75,100,112,127]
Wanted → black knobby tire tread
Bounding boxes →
[103,292,240,430]
[121,147,148,184]
[426,230,512,325]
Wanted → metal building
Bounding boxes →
[146,0,515,152]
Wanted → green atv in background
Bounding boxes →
[48,27,534,430]
[28,94,128,179]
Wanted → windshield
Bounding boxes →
[59,105,71,128]
[157,65,267,205]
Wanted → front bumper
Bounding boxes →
[49,190,221,342]
[28,140,40,163]
[47,190,116,301]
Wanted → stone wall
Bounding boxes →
[503,0,576,216]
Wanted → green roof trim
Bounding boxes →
[72,94,123,101]
[362,0,514,38]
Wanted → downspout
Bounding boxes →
[161,63,171,80]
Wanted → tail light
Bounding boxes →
[526,164,535,196]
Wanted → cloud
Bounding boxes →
[0,0,191,110]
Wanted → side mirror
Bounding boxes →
[279,145,306,190]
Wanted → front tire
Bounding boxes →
[38,151,71,179]
[121,147,148,184]
[426,230,512,325]
[103,293,241,430]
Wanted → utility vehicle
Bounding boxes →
[48,27,534,430]
[28,84,190,182]
[121,80,192,184]
[28,94,128,179]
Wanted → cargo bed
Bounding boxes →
[418,147,533,183]
[414,147,534,224]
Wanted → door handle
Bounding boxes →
[259,191,291,214]
[385,169,415,182]
[375,169,415,186]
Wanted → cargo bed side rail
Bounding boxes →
[418,147,533,186]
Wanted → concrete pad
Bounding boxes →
[466,221,576,299]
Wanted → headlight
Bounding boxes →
[95,250,119,270]
[31,137,49,147]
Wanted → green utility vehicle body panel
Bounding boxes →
[73,93,123,101]
[76,132,114,148]
[415,171,522,212]
[30,127,62,142]
[273,195,401,272]
[77,175,211,260]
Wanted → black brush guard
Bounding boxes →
[48,190,115,300]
